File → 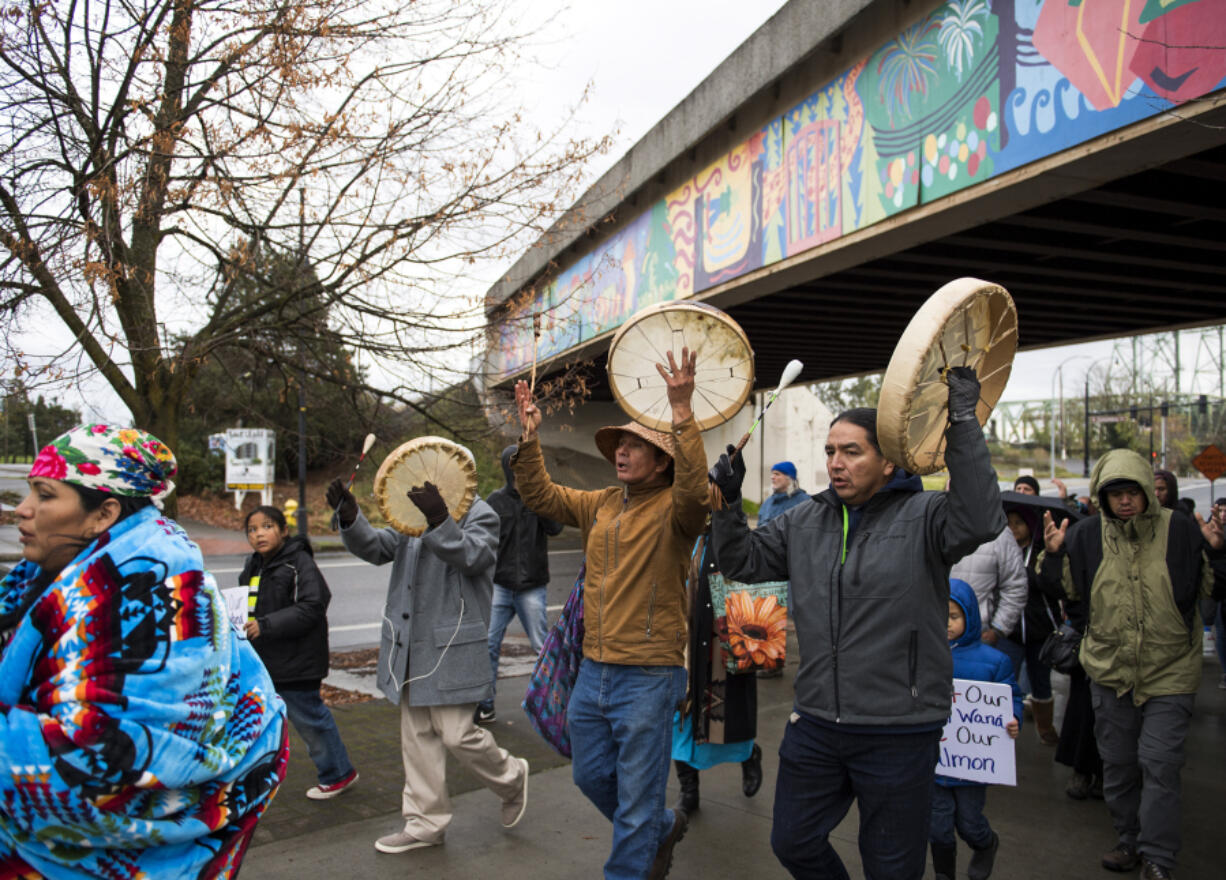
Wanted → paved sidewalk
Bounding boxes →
[243,647,1226,880]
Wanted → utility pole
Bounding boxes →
[1083,377,1090,478]
[296,186,308,537]
[27,412,38,458]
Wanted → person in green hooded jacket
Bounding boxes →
[1040,448,1224,880]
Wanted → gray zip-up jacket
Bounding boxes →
[711,419,1004,726]
[949,527,1028,638]
[339,499,498,706]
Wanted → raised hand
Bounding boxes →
[407,481,449,528]
[1195,512,1225,550]
[1043,510,1069,554]
[656,346,697,422]
[326,477,359,528]
[1052,477,1068,499]
[514,379,542,439]
[708,443,746,505]
[945,366,981,424]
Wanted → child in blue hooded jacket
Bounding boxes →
[931,578,1023,880]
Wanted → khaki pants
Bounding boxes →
[397,686,523,841]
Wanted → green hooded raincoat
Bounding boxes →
[1041,449,1213,705]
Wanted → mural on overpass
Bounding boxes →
[492,0,1226,376]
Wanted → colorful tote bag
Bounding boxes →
[523,562,585,757]
[707,573,788,674]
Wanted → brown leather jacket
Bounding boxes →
[513,416,709,666]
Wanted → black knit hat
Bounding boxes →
[1013,475,1040,494]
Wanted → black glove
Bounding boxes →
[708,444,746,505]
[946,366,981,424]
[407,481,449,528]
[326,477,358,528]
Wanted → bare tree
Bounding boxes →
[0,0,607,485]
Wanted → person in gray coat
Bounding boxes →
[708,367,1004,880]
[326,472,530,856]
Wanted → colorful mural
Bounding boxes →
[492,0,1226,376]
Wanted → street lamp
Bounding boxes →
[1050,355,1090,480]
[1082,355,1121,477]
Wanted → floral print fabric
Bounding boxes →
[28,424,177,500]
[708,573,789,674]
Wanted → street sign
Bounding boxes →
[1192,444,1226,482]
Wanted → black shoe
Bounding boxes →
[741,743,763,797]
[1066,772,1091,800]
[647,810,687,880]
[1102,843,1140,872]
[673,761,699,816]
[967,832,997,880]
[473,704,496,725]
[1140,858,1173,879]
[1089,774,1104,800]
[931,841,957,880]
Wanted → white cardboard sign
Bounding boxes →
[937,678,1016,786]
[220,587,250,635]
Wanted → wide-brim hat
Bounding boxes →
[594,421,676,465]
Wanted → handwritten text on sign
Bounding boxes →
[937,679,1016,786]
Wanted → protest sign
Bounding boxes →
[220,587,250,634]
[937,678,1016,786]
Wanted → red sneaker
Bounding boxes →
[306,769,358,800]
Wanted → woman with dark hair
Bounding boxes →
[1,425,287,878]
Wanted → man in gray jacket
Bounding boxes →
[708,368,1003,880]
[327,472,530,855]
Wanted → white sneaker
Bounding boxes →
[1218,674,1226,690]
[306,769,358,800]
[501,757,529,828]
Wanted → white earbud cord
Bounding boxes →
[383,597,466,692]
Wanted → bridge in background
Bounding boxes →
[483,0,1226,405]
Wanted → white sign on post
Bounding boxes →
[937,678,1017,786]
[223,428,276,508]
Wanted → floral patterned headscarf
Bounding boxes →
[28,424,177,500]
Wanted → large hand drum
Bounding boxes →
[878,278,1017,475]
[607,302,754,432]
[373,437,478,536]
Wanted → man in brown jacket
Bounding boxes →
[513,348,708,880]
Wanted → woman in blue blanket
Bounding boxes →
[0,424,287,878]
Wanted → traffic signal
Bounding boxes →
[1129,405,1138,420]
[1198,394,1208,414]
[1160,401,1169,417]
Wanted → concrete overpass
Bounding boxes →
[481,0,1226,494]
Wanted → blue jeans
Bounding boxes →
[568,659,686,880]
[279,688,355,785]
[771,712,941,880]
[478,584,548,711]
[929,783,993,849]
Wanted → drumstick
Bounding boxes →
[710,359,804,510]
[346,433,378,490]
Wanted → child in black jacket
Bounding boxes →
[241,505,358,799]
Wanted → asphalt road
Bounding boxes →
[205,547,586,651]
